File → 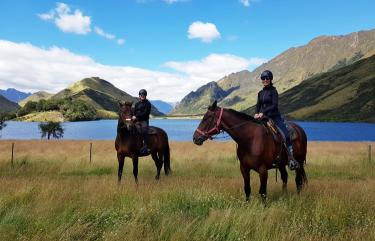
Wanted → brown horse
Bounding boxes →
[193,100,307,201]
[115,102,171,184]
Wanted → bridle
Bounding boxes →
[195,107,224,140]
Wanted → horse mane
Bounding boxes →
[226,109,261,124]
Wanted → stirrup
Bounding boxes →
[288,158,300,170]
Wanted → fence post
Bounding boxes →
[90,142,92,163]
[11,142,14,168]
[369,145,372,163]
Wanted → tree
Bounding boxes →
[0,114,6,137]
[39,122,64,140]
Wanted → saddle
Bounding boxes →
[262,118,298,143]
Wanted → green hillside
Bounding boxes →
[53,77,162,117]
[19,91,53,107]
[16,77,163,121]
[245,54,375,122]
[0,95,20,114]
[173,28,375,114]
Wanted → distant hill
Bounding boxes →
[173,28,375,114]
[0,95,20,114]
[0,88,31,103]
[150,100,173,114]
[52,77,163,118]
[245,54,375,122]
[19,91,53,107]
[172,81,229,115]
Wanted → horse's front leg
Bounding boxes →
[259,166,268,203]
[132,155,139,184]
[117,153,125,184]
[240,163,251,201]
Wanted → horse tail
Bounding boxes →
[163,145,171,175]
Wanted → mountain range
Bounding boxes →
[172,28,375,115]
[0,95,20,114]
[0,88,31,103]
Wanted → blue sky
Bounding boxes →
[0,0,374,101]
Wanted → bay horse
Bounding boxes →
[115,101,171,184]
[193,100,307,202]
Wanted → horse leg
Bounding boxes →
[240,164,251,201]
[117,153,125,184]
[295,166,307,194]
[279,165,288,193]
[258,166,268,204]
[132,155,139,184]
[152,152,162,180]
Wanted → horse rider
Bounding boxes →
[132,89,151,155]
[254,70,300,170]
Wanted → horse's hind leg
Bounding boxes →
[279,165,288,193]
[295,166,307,194]
[132,155,139,184]
[152,152,162,180]
[117,153,125,184]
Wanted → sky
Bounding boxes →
[0,0,374,102]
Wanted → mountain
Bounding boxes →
[150,100,173,114]
[0,88,31,103]
[19,91,53,107]
[52,77,163,117]
[245,54,375,122]
[173,28,375,114]
[172,81,228,115]
[0,95,20,114]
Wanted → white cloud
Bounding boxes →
[188,21,221,43]
[0,40,266,102]
[164,0,188,4]
[38,3,125,44]
[117,39,125,45]
[240,0,250,7]
[38,2,91,35]
[94,27,115,40]
[165,54,267,83]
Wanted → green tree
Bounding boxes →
[39,122,64,140]
[0,114,6,137]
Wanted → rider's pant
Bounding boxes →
[272,116,291,147]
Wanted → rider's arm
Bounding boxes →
[255,91,261,113]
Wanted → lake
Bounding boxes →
[1,119,375,141]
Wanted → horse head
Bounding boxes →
[193,100,223,145]
[118,101,135,131]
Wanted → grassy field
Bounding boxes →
[0,140,374,241]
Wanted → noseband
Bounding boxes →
[196,107,223,139]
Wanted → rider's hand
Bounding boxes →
[258,113,264,118]
[132,116,136,121]
[254,113,259,119]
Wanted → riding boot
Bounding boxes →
[287,145,300,170]
[140,133,150,155]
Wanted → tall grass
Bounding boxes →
[0,140,374,241]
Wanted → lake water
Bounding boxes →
[1,119,375,141]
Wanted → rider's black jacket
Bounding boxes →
[255,85,281,118]
[134,99,151,121]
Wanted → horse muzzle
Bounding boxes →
[193,135,206,145]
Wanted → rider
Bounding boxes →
[132,89,151,155]
[254,70,300,170]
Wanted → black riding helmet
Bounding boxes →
[260,70,273,81]
[139,89,147,96]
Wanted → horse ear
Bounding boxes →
[212,100,217,108]
[208,100,217,111]
[118,100,124,107]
